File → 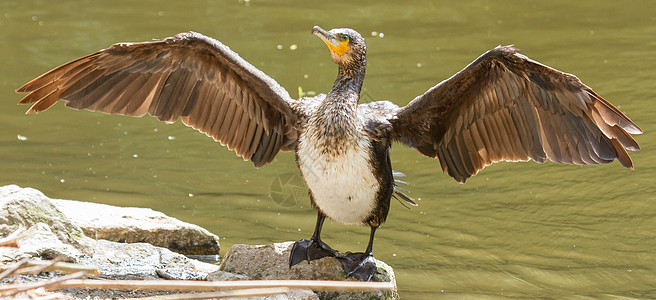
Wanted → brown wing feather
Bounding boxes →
[392,46,642,183]
[17,32,301,167]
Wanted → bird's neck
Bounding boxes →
[324,60,367,111]
[310,61,366,141]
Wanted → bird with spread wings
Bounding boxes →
[17,28,641,281]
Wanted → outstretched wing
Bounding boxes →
[392,46,642,183]
[17,32,300,167]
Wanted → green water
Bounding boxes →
[1,0,655,298]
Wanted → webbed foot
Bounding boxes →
[289,238,337,267]
[336,252,377,281]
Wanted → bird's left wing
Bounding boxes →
[391,46,642,183]
[17,32,300,167]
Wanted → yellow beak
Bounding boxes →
[312,26,349,56]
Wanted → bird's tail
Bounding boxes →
[392,171,417,208]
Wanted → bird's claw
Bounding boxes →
[289,238,337,267]
[336,252,377,281]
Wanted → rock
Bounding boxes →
[2,222,88,262]
[270,289,319,300]
[1,185,397,299]
[0,185,93,253]
[0,185,220,280]
[52,195,220,256]
[77,240,218,280]
[219,243,344,280]
[206,270,250,281]
[215,242,398,300]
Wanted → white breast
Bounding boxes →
[297,132,379,225]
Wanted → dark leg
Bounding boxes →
[289,212,338,267]
[336,225,378,281]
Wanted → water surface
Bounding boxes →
[1,1,654,298]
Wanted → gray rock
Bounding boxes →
[0,185,93,253]
[1,222,90,262]
[206,270,250,281]
[207,269,318,300]
[1,185,397,299]
[267,289,319,300]
[52,198,220,256]
[0,185,220,280]
[217,242,398,300]
[78,240,219,280]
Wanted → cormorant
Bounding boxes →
[16,26,642,281]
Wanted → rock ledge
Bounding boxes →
[0,185,398,299]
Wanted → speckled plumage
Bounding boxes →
[294,27,393,228]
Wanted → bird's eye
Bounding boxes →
[341,35,349,42]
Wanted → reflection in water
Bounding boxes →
[1,1,654,298]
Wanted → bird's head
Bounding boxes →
[312,26,366,69]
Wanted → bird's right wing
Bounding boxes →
[17,32,300,167]
[391,46,641,183]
